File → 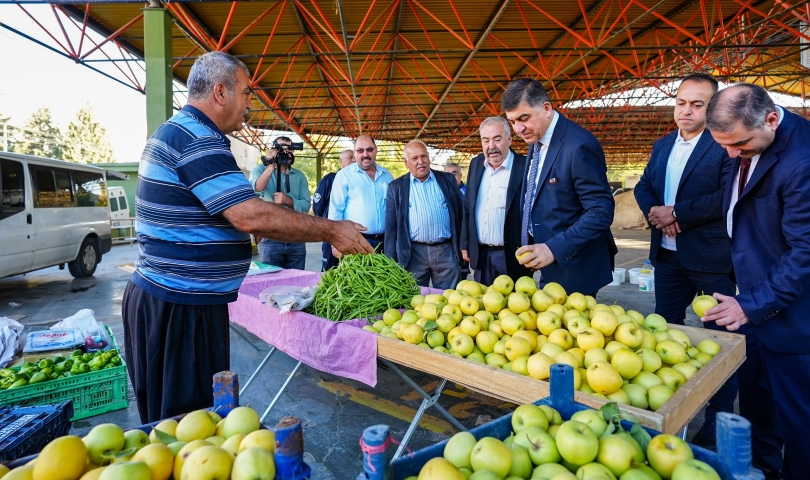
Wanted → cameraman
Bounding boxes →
[249,136,311,269]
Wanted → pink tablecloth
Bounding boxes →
[228,270,379,386]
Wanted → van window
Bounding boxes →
[110,197,119,212]
[0,159,25,220]
[118,195,127,211]
[73,170,107,207]
[31,166,75,208]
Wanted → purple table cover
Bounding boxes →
[228,270,380,386]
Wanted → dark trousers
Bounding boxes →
[406,241,461,290]
[363,234,384,254]
[122,281,230,424]
[473,245,507,286]
[321,242,339,271]
[652,249,738,427]
[258,239,306,270]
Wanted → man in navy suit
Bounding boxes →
[502,78,616,296]
[703,83,810,480]
[385,141,463,289]
[634,73,746,449]
[461,116,531,285]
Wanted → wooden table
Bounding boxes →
[377,324,745,434]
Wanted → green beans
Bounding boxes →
[308,254,419,322]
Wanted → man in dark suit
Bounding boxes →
[703,83,810,480]
[634,73,748,450]
[461,116,530,285]
[385,141,463,289]
[313,149,354,270]
[502,78,616,296]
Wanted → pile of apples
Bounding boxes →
[1,406,276,480]
[365,276,722,412]
[413,402,720,480]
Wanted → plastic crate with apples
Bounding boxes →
[357,365,763,480]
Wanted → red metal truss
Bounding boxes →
[8,0,810,164]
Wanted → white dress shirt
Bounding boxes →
[475,150,513,245]
[328,162,393,234]
[661,130,703,250]
[727,106,784,237]
[530,111,560,199]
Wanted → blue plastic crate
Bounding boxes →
[0,400,73,463]
[358,365,764,480]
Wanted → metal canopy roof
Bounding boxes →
[9,0,810,163]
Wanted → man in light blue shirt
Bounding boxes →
[328,135,393,254]
[385,141,463,288]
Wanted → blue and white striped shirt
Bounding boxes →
[408,171,451,243]
[132,105,256,305]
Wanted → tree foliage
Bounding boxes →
[17,107,63,159]
[63,106,116,164]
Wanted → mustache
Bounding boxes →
[487,148,501,156]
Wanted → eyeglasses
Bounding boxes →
[355,147,375,154]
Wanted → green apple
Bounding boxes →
[501,314,525,335]
[494,339,507,355]
[615,431,646,464]
[554,421,598,467]
[576,462,617,479]
[656,367,687,391]
[468,470,500,480]
[232,447,275,480]
[605,341,630,359]
[614,323,644,349]
[696,339,721,356]
[475,310,496,327]
[502,362,513,372]
[565,292,588,312]
[451,333,475,357]
[666,329,691,350]
[382,308,402,326]
[687,359,704,370]
[611,349,643,379]
[460,317,482,337]
[511,356,530,376]
[531,462,569,479]
[460,297,480,315]
[576,328,606,352]
[538,405,562,426]
[647,385,674,410]
[691,294,718,318]
[448,290,468,306]
[483,291,506,314]
[470,437,512,478]
[426,293,446,305]
[570,409,607,437]
[427,330,445,348]
[607,388,631,405]
[444,431,477,469]
[122,429,150,453]
[401,311,420,324]
[485,353,508,368]
[371,320,386,332]
[591,310,619,337]
[643,314,668,333]
[540,342,564,358]
[411,295,426,308]
[531,290,555,312]
[515,276,538,296]
[511,405,549,433]
[622,384,649,409]
[505,337,533,361]
[584,348,609,368]
[536,312,562,336]
[636,348,662,372]
[640,330,658,350]
[671,459,720,480]
[597,434,638,476]
[436,314,457,334]
[467,351,485,363]
[693,352,713,366]
[493,275,515,295]
[631,371,663,390]
[421,303,440,321]
[509,445,533,478]
[620,466,663,480]
[655,340,688,365]
[443,304,463,323]
[419,457,466,479]
[433,346,449,354]
[672,362,698,381]
[508,292,532,314]
[98,461,151,480]
[515,426,560,466]
[542,282,567,304]
[646,434,693,479]
[686,347,700,359]
[83,423,126,465]
[566,317,590,339]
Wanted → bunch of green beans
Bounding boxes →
[309,253,419,322]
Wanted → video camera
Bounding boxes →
[262,140,304,167]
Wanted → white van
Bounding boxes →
[0,152,112,279]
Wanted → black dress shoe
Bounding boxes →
[755,466,782,480]
[690,425,716,451]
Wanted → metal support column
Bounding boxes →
[316,152,323,183]
[143,2,173,137]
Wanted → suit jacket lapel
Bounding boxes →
[676,131,712,193]
[533,115,567,207]
[505,151,525,210]
[740,109,793,200]
[656,132,677,197]
[402,175,411,233]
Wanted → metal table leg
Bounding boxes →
[379,358,467,459]
[229,323,261,351]
[260,361,303,424]
[239,347,276,396]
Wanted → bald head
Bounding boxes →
[706,83,780,159]
[339,149,355,168]
[353,135,378,171]
[404,141,431,181]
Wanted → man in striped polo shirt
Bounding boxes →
[123,51,372,423]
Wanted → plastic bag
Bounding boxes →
[23,329,84,353]
[50,309,112,352]
[258,285,318,314]
[0,318,24,368]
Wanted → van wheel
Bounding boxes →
[69,238,99,278]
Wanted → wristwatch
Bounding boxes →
[671,209,677,219]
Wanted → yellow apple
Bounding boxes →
[500,314,524,335]
[542,282,567,304]
[584,348,609,367]
[576,328,605,352]
[586,361,623,395]
[505,337,532,361]
[459,317,481,337]
[531,290,555,312]
[459,297,480,315]
[548,329,574,350]
[591,310,619,337]
[475,331,499,354]
[527,353,555,380]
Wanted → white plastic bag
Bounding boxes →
[0,317,24,368]
[258,285,318,314]
[50,309,111,351]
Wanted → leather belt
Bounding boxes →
[362,233,384,240]
[481,244,504,251]
[412,239,449,246]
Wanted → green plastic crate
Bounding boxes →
[0,328,128,421]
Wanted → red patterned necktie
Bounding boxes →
[737,158,752,197]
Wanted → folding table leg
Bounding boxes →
[260,360,303,424]
[229,323,261,351]
[239,347,276,396]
